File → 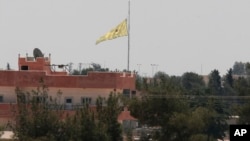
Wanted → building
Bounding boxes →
[118,107,138,130]
[0,51,136,125]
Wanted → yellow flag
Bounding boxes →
[96,19,128,45]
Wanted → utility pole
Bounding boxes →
[79,63,82,73]
[151,64,158,77]
[127,0,131,71]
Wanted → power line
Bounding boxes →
[142,95,250,100]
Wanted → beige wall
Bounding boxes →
[0,86,16,103]
[0,86,123,105]
[46,87,122,105]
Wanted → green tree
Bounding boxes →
[167,112,191,140]
[149,72,182,96]
[135,74,143,91]
[166,106,225,141]
[96,92,122,141]
[233,77,250,96]
[225,68,233,87]
[238,102,250,124]
[129,94,189,141]
[232,61,245,75]
[188,134,212,141]
[12,79,64,141]
[67,106,109,141]
[71,69,81,75]
[188,111,213,141]
[245,62,250,75]
[204,99,228,141]
[129,71,230,141]
[222,68,236,96]
[208,70,222,95]
[12,81,123,141]
[181,72,206,95]
[70,63,109,75]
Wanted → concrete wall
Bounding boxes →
[0,86,16,103]
[20,87,121,105]
[18,57,51,72]
[0,86,124,104]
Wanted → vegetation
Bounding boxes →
[10,78,122,141]
[10,79,64,141]
[129,69,250,141]
[70,63,109,75]
[6,65,250,141]
[232,61,245,75]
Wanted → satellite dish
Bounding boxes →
[33,48,44,59]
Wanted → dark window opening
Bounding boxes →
[65,98,72,104]
[123,89,130,97]
[21,66,28,70]
[0,96,3,103]
[132,90,136,96]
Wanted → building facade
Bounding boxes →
[0,53,136,114]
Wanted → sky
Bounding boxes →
[1,0,250,76]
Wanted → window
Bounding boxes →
[131,90,136,97]
[123,89,130,97]
[21,66,28,70]
[65,97,73,110]
[0,96,3,103]
[82,97,92,105]
[65,98,72,104]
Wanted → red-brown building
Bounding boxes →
[118,107,138,129]
[0,52,136,125]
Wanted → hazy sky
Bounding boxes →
[1,0,250,76]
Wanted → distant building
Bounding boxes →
[118,107,138,130]
[0,51,136,125]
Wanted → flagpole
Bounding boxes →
[127,0,131,71]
